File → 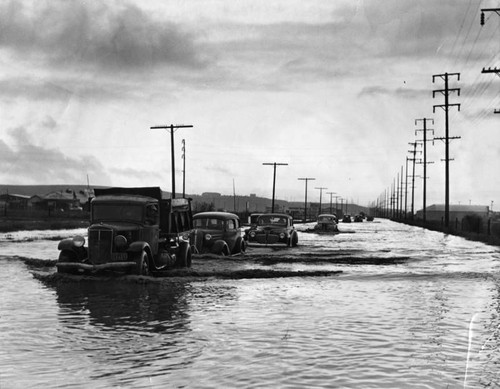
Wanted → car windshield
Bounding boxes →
[194,218,224,230]
[92,204,143,222]
[318,216,335,223]
[258,215,288,226]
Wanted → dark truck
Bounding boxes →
[56,187,193,275]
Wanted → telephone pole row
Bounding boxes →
[298,177,315,223]
[415,118,434,223]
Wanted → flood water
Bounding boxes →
[1,219,499,388]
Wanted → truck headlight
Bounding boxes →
[114,235,127,250]
[73,235,85,247]
[279,233,285,239]
[205,234,212,241]
[249,231,256,238]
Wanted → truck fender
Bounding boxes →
[128,242,155,269]
[128,241,150,254]
[58,238,76,251]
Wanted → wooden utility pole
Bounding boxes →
[298,177,315,222]
[150,124,193,198]
[405,157,409,219]
[408,141,421,219]
[433,72,461,227]
[181,139,186,197]
[480,9,500,113]
[481,68,500,114]
[315,186,327,216]
[326,191,336,214]
[263,162,288,213]
[415,118,434,223]
[399,165,404,219]
[480,8,500,25]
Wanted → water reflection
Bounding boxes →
[41,278,200,386]
[52,280,189,331]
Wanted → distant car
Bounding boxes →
[342,214,352,223]
[246,213,298,247]
[313,214,339,232]
[354,215,364,222]
[190,212,246,256]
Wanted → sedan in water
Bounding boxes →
[190,212,246,256]
[246,213,298,247]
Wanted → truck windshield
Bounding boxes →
[92,204,143,223]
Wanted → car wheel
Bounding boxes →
[57,251,79,274]
[134,251,150,275]
[176,242,192,268]
[213,240,229,256]
[232,237,244,254]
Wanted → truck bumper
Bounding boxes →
[56,261,137,272]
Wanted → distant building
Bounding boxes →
[0,194,31,209]
[30,189,86,211]
[415,204,490,222]
[201,192,221,197]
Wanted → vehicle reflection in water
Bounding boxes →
[47,279,196,384]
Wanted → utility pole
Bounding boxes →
[399,165,404,219]
[396,172,400,219]
[408,141,421,220]
[415,118,434,223]
[480,8,500,25]
[404,157,409,219]
[150,124,193,198]
[181,139,186,197]
[481,68,500,114]
[326,191,336,214]
[263,162,288,213]
[480,9,500,113]
[433,72,461,227]
[315,186,327,216]
[334,194,341,216]
[298,178,315,222]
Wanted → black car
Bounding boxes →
[191,212,246,256]
[246,213,298,247]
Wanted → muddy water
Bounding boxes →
[1,220,499,388]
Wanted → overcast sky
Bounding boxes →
[1,0,499,209]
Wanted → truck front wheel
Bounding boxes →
[134,251,150,275]
[176,243,192,268]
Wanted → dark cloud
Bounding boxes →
[0,0,208,72]
[1,126,112,185]
[358,85,429,99]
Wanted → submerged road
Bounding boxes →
[1,219,499,388]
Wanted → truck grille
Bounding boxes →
[88,228,113,264]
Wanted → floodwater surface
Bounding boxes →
[1,219,499,388]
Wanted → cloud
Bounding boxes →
[0,0,208,72]
[358,85,429,99]
[1,125,112,185]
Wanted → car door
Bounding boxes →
[225,218,239,251]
